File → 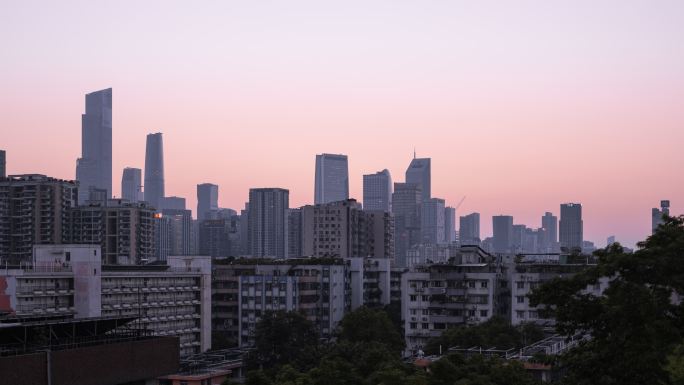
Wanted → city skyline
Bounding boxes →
[3,1,684,247]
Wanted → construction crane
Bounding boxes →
[454,196,466,211]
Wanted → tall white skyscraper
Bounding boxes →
[121,167,143,202]
[144,133,165,210]
[197,183,219,221]
[363,169,392,212]
[248,188,289,258]
[405,156,431,202]
[559,203,583,251]
[314,154,349,204]
[76,88,112,204]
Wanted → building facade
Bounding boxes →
[76,88,112,204]
[197,183,219,222]
[0,175,78,264]
[363,169,392,212]
[69,199,156,264]
[121,167,143,202]
[248,188,289,258]
[421,198,446,245]
[392,183,422,267]
[405,157,431,202]
[559,203,583,251]
[459,213,481,246]
[314,154,349,205]
[144,133,165,210]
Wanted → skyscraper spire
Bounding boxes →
[413,148,416,159]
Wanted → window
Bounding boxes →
[517,281,525,289]
[468,310,476,317]
[422,323,429,329]
[480,310,488,317]
[410,295,417,302]
[468,281,476,288]
[410,322,417,329]
[65,252,71,261]
[516,311,525,319]
[422,295,429,302]
[516,296,525,304]
[481,281,488,288]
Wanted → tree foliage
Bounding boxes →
[249,310,321,371]
[529,216,684,385]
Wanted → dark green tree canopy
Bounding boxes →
[530,216,684,385]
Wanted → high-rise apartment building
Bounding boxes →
[68,199,156,264]
[0,149,5,178]
[314,154,349,204]
[162,208,193,256]
[652,200,670,233]
[421,198,446,245]
[288,208,303,257]
[301,199,394,259]
[121,167,143,202]
[199,219,230,257]
[76,88,112,204]
[197,183,219,221]
[144,133,165,210]
[492,215,514,253]
[248,188,289,258]
[363,169,392,212]
[459,213,481,245]
[559,203,583,251]
[405,157,431,201]
[444,207,456,244]
[0,174,78,263]
[541,212,558,251]
[392,183,422,267]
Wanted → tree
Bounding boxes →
[337,306,405,354]
[250,310,321,371]
[529,216,684,385]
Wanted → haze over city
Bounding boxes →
[3,1,684,247]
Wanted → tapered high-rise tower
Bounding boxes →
[76,88,112,204]
[144,133,165,210]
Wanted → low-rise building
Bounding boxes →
[0,245,211,358]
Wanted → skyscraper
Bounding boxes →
[559,203,583,251]
[492,215,513,253]
[248,188,289,258]
[459,212,481,245]
[541,212,558,251]
[144,133,165,210]
[392,183,422,267]
[121,167,143,202]
[314,153,349,204]
[76,88,112,204]
[363,169,392,212]
[652,200,670,233]
[405,156,431,201]
[444,206,456,244]
[0,149,5,178]
[421,198,446,245]
[197,183,219,221]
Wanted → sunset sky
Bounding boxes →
[2,1,683,247]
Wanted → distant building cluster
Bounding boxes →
[0,88,675,381]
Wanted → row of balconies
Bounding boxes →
[102,299,200,309]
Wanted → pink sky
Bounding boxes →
[1,1,683,247]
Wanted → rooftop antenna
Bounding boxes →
[413,148,416,159]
